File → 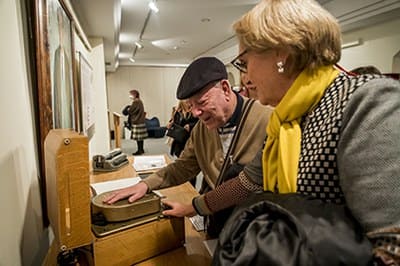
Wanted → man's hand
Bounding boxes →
[102,182,148,204]
[162,200,196,217]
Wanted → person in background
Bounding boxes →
[127,89,147,155]
[351,65,382,75]
[167,100,198,158]
[208,0,399,263]
[166,100,199,188]
[103,57,273,230]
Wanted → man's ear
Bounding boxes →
[220,79,232,95]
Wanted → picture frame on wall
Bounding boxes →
[33,0,78,225]
[47,0,76,130]
[77,51,95,139]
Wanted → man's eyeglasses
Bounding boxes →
[230,49,248,73]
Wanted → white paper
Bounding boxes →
[133,155,167,172]
[189,214,204,231]
[90,177,141,195]
[203,239,218,257]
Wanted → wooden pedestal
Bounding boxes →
[44,129,92,251]
[44,131,187,264]
[93,217,184,265]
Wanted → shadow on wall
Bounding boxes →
[21,185,51,265]
[0,150,50,265]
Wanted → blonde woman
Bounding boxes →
[167,100,198,157]
[212,0,400,264]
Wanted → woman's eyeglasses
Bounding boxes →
[230,49,248,73]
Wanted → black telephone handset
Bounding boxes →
[93,148,129,172]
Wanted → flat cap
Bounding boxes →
[177,57,228,99]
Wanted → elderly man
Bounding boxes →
[104,57,272,226]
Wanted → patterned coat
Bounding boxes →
[245,73,400,232]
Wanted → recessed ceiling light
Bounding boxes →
[149,1,159,13]
[135,41,143,49]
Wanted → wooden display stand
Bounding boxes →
[44,129,92,251]
[90,156,185,265]
[43,130,192,265]
[93,218,184,265]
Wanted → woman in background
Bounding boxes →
[351,65,382,75]
[167,100,198,157]
[127,89,147,155]
[167,100,198,187]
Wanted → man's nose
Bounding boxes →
[191,107,202,117]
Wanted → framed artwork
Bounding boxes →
[33,0,78,225]
[77,52,95,139]
[47,0,76,129]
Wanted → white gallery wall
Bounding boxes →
[0,0,48,265]
[87,38,111,156]
[340,18,400,73]
[74,35,110,156]
[106,66,186,128]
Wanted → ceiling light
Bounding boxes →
[148,1,159,13]
[129,57,135,63]
[341,39,362,49]
[135,41,143,49]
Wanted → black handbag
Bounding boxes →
[166,123,189,143]
[122,105,130,116]
[204,99,255,238]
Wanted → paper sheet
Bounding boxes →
[133,155,167,172]
[203,239,218,257]
[90,176,141,195]
[189,215,204,231]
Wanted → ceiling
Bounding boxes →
[69,0,400,72]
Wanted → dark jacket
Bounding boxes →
[213,192,372,266]
[170,110,198,157]
[127,99,146,125]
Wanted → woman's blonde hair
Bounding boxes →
[233,0,342,73]
[177,100,192,118]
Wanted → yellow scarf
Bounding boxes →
[262,66,339,193]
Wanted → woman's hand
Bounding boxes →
[161,200,197,217]
[166,121,173,129]
[102,182,148,204]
